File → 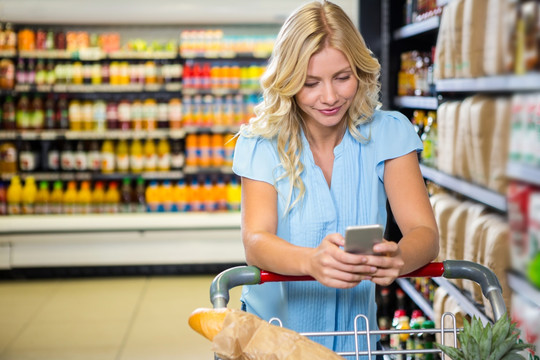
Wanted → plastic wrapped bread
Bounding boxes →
[446,201,475,288]
[461,0,488,77]
[462,215,490,303]
[469,96,496,187]
[432,194,461,262]
[439,101,461,175]
[487,97,511,194]
[484,0,507,75]
[434,5,449,80]
[444,0,464,78]
[454,96,476,180]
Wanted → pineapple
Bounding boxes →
[436,313,534,360]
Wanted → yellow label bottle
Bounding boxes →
[156,138,171,172]
[7,175,22,215]
[104,181,120,213]
[63,180,78,215]
[143,139,157,172]
[49,180,64,214]
[78,181,92,214]
[129,138,144,173]
[21,176,37,215]
[101,139,115,173]
[116,139,129,173]
[91,181,105,214]
[35,180,50,215]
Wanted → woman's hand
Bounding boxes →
[306,233,379,289]
[362,240,404,287]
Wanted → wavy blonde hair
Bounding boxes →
[240,0,381,213]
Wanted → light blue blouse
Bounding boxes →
[232,110,423,356]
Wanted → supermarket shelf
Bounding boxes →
[393,96,438,110]
[0,171,184,182]
[507,272,540,308]
[396,278,435,320]
[433,277,491,324]
[14,83,183,93]
[506,162,540,187]
[18,49,179,60]
[393,16,440,40]
[436,73,540,93]
[420,164,507,212]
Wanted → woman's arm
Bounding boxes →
[241,177,376,288]
[366,151,440,285]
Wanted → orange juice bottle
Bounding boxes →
[35,180,50,215]
[215,176,228,211]
[157,138,171,172]
[161,180,173,212]
[145,180,160,212]
[224,133,237,167]
[91,181,105,214]
[116,139,129,173]
[199,133,211,167]
[68,99,82,131]
[101,139,115,173]
[201,177,216,212]
[104,181,120,213]
[77,180,92,214]
[171,178,188,212]
[185,134,198,167]
[143,98,157,130]
[129,138,144,173]
[21,176,37,215]
[7,175,22,215]
[63,180,78,215]
[143,139,157,172]
[168,98,182,129]
[188,177,201,212]
[131,99,143,130]
[49,180,64,214]
[211,133,225,167]
[226,176,241,211]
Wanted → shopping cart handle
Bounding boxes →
[210,260,505,320]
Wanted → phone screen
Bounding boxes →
[344,224,383,254]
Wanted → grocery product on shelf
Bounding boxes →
[7,175,22,215]
[0,183,7,215]
[62,180,77,215]
[91,181,105,214]
[49,180,63,214]
[115,139,129,173]
[104,181,120,213]
[77,180,92,214]
[21,176,37,214]
[34,180,49,215]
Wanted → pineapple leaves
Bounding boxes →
[436,343,465,360]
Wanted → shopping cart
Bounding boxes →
[209,259,506,359]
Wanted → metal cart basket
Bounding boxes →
[209,259,506,359]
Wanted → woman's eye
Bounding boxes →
[337,75,351,81]
[304,82,318,87]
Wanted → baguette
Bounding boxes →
[188,307,231,341]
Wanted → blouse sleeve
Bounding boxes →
[232,134,279,185]
[372,111,423,181]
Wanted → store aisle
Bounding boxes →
[0,274,243,360]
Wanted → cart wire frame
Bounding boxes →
[210,259,505,359]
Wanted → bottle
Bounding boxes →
[104,181,120,213]
[201,177,216,212]
[143,139,157,172]
[185,134,198,167]
[157,101,169,129]
[145,180,160,212]
[20,176,37,215]
[0,142,17,174]
[91,181,105,214]
[188,177,201,212]
[421,320,437,360]
[68,99,82,131]
[199,133,211,167]
[226,176,241,211]
[74,141,88,172]
[378,287,392,347]
[81,100,94,131]
[143,98,157,130]
[211,133,225,167]
[34,59,46,86]
[19,141,38,172]
[63,181,78,214]
[120,178,132,213]
[29,95,44,130]
[224,133,237,167]
[156,138,171,172]
[35,180,50,215]
[44,93,55,129]
[129,138,144,173]
[396,315,411,360]
[171,178,188,212]
[72,61,83,85]
[87,140,101,172]
[117,99,131,130]
[106,101,119,130]
[168,98,182,129]
[56,94,69,130]
[45,60,56,85]
[49,180,64,215]
[133,177,146,213]
[170,139,185,171]
[2,95,16,130]
[16,94,30,130]
[0,183,7,216]
[390,309,407,351]
[116,139,129,173]
[60,140,75,172]
[161,180,173,212]
[7,175,22,215]
[214,176,227,211]
[101,139,115,173]
[15,58,27,85]
[131,99,143,130]
[93,99,106,132]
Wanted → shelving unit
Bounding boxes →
[506,162,540,187]
[419,164,507,212]
[393,16,440,40]
[433,278,491,324]
[507,272,540,308]
[392,96,438,110]
[395,278,435,320]
[436,73,540,93]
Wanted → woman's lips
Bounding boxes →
[318,106,341,115]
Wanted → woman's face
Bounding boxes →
[295,46,358,130]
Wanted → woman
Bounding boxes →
[232,1,439,357]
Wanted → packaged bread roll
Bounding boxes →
[433,286,449,345]
[446,200,474,288]
[440,101,461,175]
[434,5,449,80]
[484,0,507,76]
[469,96,496,187]
[462,214,490,303]
[487,97,511,194]
[444,0,465,79]
[461,0,489,77]
[454,96,476,180]
[433,194,461,262]
[435,101,448,170]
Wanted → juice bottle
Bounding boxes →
[199,133,211,167]
[30,95,44,130]
[91,181,105,214]
[93,99,107,131]
[171,178,188,212]
[161,180,173,212]
[115,139,129,173]
[87,140,101,172]
[101,139,115,173]
[226,176,241,211]
[143,138,157,172]
[7,175,22,215]
[168,98,182,129]
[145,180,160,212]
[0,183,7,215]
[224,133,237,167]
[56,94,69,130]
[72,61,83,85]
[185,134,198,167]
[81,99,93,131]
[157,101,169,129]
[143,98,157,130]
[104,181,120,213]
[213,95,223,126]
[63,180,78,215]
[49,180,64,214]
[183,95,193,126]
[117,99,131,130]
[16,94,30,130]
[156,138,171,172]
[106,101,119,130]
[35,180,50,215]
[133,177,146,213]
[129,138,144,173]
[201,177,216,212]
[77,180,92,214]
[68,99,82,131]
[74,141,87,172]
[211,133,225,167]
[21,176,37,215]
[170,139,185,170]
[0,142,18,174]
[60,140,75,171]
[188,177,201,212]
[215,176,227,211]
[2,95,16,130]
[131,99,143,130]
[120,178,132,213]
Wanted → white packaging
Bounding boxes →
[507,182,533,275]
[469,96,496,187]
[509,94,528,163]
[488,97,511,194]
[511,292,540,360]
[461,0,488,78]
[529,192,540,265]
[433,194,461,262]
[440,101,461,175]
[484,0,507,76]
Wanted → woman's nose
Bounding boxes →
[321,83,338,105]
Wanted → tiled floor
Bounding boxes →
[0,274,243,360]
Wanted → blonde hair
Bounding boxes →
[241,0,381,213]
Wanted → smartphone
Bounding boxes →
[344,224,384,254]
